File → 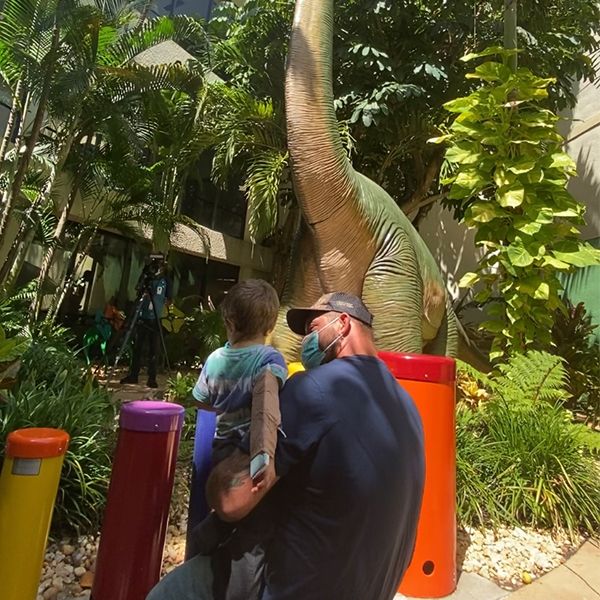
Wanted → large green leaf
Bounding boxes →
[552,244,600,268]
[445,143,482,165]
[467,201,504,223]
[506,243,534,267]
[497,184,525,208]
[465,61,512,83]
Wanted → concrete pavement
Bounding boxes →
[397,539,600,600]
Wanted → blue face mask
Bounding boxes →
[300,317,342,370]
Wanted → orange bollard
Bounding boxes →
[379,351,457,599]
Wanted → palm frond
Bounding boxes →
[244,149,288,243]
[100,15,208,66]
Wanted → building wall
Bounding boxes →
[151,0,214,19]
[559,66,600,242]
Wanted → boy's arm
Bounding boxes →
[192,363,216,410]
[249,370,281,481]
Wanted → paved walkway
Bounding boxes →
[397,538,600,600]
[101,367,170,402]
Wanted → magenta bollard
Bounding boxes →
[92,401,185,600]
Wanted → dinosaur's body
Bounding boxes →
[272,0,457,359]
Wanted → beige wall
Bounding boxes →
[68,188,273,277]
[559,68,600,242]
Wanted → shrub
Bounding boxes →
[164,306,226,367]
[552,301,600,427]
[456,351,600,536]
[0,332,116,535]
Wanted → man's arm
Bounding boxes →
[206,449,279,522]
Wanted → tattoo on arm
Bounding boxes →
[225,470,250,490]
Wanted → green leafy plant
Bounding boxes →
[0,325,29,389]
[433,47,600,360]
[552,300,600,426]
[0,336,116,534]
[165,306,227,368]
[0,284,36,335]
[491,350,570,405]
[166,371,197,404]
[456,351,600,536]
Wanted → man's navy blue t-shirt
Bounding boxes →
[262,355,425,600]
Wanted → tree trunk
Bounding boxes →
[504,0,518,72]
[46,224,96,323]
[0,25,60,246]
[2,227,35,293]
[30,179,80,321]
[0,128,81,287]
[0,79,24,164]
[0,89,32,251]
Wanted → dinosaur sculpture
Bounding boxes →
[272,0,458,360]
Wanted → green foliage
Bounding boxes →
[166,371,197,404]
[197,84,290,243]
[0,335,116,534]
[491,350,570,405]
[165,306,227,368]
[0,325,29,363]
[0,324,29,388]
[211,0,600,214]
[456,351,600,536]
[435,48,600,359]
[0,283,36,334]
[552,301,600,426]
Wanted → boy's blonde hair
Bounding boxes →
[221,279,280,343]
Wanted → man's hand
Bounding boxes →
[206,449,279,522]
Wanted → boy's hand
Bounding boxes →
[207,449,280,522]
[251,463,276,493]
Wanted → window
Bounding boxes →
[181,164,247,240]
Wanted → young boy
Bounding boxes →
[191,279,287,599]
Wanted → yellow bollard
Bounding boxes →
[0,428,70,600]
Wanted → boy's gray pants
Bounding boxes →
[146,550,263,600]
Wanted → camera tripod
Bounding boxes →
[110,283,171,384]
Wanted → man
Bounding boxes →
[148,292,424,600]
[120,254,171,388]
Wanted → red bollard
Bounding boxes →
[92,401,185,600]
[379,352,457,599]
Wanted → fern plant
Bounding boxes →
[456,350,600,536]
[491,350,570,406]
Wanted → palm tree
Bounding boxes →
[0,1,208,313]
[0,0,65,244]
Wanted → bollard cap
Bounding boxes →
[378,352,456,385]
[6,428,70,459]
[120,400,185,433]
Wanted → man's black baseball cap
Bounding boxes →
[286,292,374,335]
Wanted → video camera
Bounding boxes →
[138,253,165,292]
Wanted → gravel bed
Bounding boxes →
[36,471,585,598]
[459,525,584,590]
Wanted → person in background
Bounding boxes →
[120,254,171,388]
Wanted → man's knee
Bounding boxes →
[145,555,214,600]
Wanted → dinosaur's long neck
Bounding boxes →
[286,0,356,225]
